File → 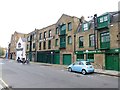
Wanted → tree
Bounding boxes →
[0,47,5,57]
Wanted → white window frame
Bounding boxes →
[104,16,108,22]
[84,23,88,31]
[100,17,103,23]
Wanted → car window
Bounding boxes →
[86,62,91,65]
[79,62,84,65]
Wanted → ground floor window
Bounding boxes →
[87,54,94,62]
[77,54,84,61]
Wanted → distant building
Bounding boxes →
[9,31,27,60]
[16,37,27,60]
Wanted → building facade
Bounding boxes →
[9,31,27,60]
[26,29,38,62]
[75,11,120,71]
[16,37,27,60]
[14,11,119,71]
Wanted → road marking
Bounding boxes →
[0,79,9,88]
[0,63,4,65]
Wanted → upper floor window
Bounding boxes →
[48,40,51,49]
[33,43,35,49]
[49,30,52,37]
[27,44,29,50]
[89,34,95,47]
[99,15,108,23]
[68,36,72,44]
[44,31,47,38]
[39,33,42,40]
[83,23,89,31]
[101,32,110,43]
[56,27,59,34]
[55,39,59,46]
[68,22,72,31]
[61,24,66,31]
[43,41,46,49]
[104,16,108,21]
[100,17,104,23]
[79,36,84,48]
[39,42,41,50]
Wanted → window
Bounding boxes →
[79,36,84,48]
[100,17,103,23]
[49,30,51,37]
[104,16,108,21]
[100,32,110,49]
[60,36,66,48]
[87,54,94,62]
[48,40,51,49]
[44,31,47,38]
[61,24,66,31]
[55,39,59,46]
[68,22,72,31]
[68,36,72,44]
[101,32,110,43]
[60,24,66,35]
[86,62,91,65]
[56,27,59,34]
[83,23,88,31]
[39,33,42,40]
[77,54,84,61]
[43,41,46,49]
[39,42,41,50]
[33,43,35,49]
[89,34,95,47]
[27,44,29,50]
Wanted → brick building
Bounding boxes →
[75,11,120,71]
[9,31,27,60]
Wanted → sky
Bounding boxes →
[0,0,119,48]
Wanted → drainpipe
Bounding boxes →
[73,34,76,62]
[93,14,97,50]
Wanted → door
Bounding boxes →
[63,54,71,65]
[54,53,60,64]
[105,53,119,71]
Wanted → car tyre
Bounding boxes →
[68,67,72,72]
[82,69,86,75]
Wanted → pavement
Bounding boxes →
[31,62,120,77]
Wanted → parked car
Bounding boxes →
[67,61,94,75]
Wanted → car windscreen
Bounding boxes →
[86,62,91,65]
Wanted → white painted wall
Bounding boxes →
[16,37,26,60]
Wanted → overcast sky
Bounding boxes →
[0,0,119,48]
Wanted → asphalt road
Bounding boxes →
[0,59,119,88]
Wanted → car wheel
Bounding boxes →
[82,69,86,75]
[68,67,72,72]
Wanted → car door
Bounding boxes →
[72,62,79,72]
[75,62,84,72]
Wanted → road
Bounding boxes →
[0,58,119,88]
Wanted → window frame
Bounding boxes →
[68,22,72,31]
[79,36,84,48]
[89,34,95,47]
[68,36,72,44]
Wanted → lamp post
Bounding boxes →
[88,14,98,50]
[86,50,88,61]
[51,51,53,64]
[93,14,97,50]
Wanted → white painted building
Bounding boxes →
[16,37,27,60]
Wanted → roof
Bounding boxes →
[21,38,27,42]
[76,11,120,33]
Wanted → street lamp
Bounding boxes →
[86,50,88,61]
[51,51,53,64]
[88,14,98,50]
